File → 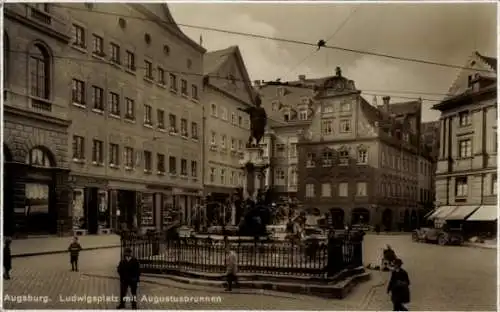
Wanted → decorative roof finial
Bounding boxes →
[335,66,342,77]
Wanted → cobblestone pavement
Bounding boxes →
[11,235,120,256]
[3,235,497,310]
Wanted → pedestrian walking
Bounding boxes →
[225,248,238,291]
[387,258,410,311]
[4,237,12,280]
[117,248,140,309]
[68,236,82,272]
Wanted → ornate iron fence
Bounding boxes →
[121,233,363,278]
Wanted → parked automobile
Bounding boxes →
[412,227,464,246]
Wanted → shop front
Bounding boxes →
[173,187,203,227]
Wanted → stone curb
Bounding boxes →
[12,244,121,258]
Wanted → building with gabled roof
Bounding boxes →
[431,51,497,225]
[257,67,435,230]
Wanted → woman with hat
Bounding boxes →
[387,258,410,311]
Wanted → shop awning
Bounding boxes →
[427,206,457,220]
[466,205,498,221]
[445,205,480,221]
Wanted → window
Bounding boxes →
[272,101,279,111]
[157,109,165,129]
[169,74,177,91]
[181,79,188,95]
[124,147,134,168]
[221,135,227,149]
[458,139,472,158]
[72,136,85,160]
[72,79,85,105]
[340,100,351,112]
[323,105,334,113]
[109,92,120,116]
[191,122,198,139]
[110,43,120,64]
[72,24,85,48]
[126,51,135,71]
[210,131,216,145]
[492,174,497,195]
[156,153,164,173]
[358,150,368,164]
[340,119,351,132]
[231,113,237,125]
[219,107,227,120]
[191,161,197,178]
[339,150,349,165]
[321,183,331,197]
[191,85,198,99]
[338,182,348,197]
[220,169,226,184]
[92,86,103,110]
[125,98,135,120]
[109,143,119,166]
[277,87,285,97]
[307,153,316,167]
[180,119,188,137]
[92,34,103,55]
[305,184,315,198]
[144,104,152,125]
[356,182,367,197]
[231,138,236,150]
[275,168,285,185]
[459,112,471,127]
[323,151,333,167]
[238,115,243,127]
[322,119,333,135]
[239,140,244,150]
[290,143,297,157]
[299,110,308,120]
[209,167,216,183]
[92,139,103,164]
[143,151,152,172]
[169,156,176,175]
[455,177,468,197]
[181,159,188,176]
[144,60,153,80]
[29,44,50,99]
[210,103,218,117]
[229,171,236,185]
[169,114,177,133]
[157,67,165,84]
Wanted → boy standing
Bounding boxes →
[68,237,82,272]
[117,248,141,310]
[225,248,238,291]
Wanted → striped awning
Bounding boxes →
[427,206,457,220]
[466,205,498,221]
[445,205,480,221]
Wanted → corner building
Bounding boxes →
[3,3,205,236]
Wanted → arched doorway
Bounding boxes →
[410,210,418,230]
[382,208,393,231]
[329,208,345,229]
[403,210,410,231]
[352,208,370,225]
[24,146,57,234]
[3,144,14,236]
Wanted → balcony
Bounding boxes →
[4,89,69,122]
[5,4,71,43]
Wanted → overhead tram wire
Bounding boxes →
[51,4,494,74]
[284,6,359,80]
[6,48,449,103]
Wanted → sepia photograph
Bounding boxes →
[1,1,498,310]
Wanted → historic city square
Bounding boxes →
[2,2,498,311]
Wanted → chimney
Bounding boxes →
[254,80,261,86]
[298,75,306,81]
[382,96,390,111]
[372,95,378,106]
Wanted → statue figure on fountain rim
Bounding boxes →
[238,95,267,147]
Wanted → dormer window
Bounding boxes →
[299,109,308,121]
[467,75,473,88]
[272,101,279,111]
[284,111,290,122]
[323,105,334,113]
[301,97,310,105]
[277,87,285,97]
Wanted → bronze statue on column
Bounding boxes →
[238,95,267,147]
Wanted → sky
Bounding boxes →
[169,2,497,122]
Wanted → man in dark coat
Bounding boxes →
[117,248,141,309]
[4,237,12,280]
[387,258,410,311]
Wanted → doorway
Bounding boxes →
[117,190,136,230]
[352,208,370,225]
[85,187,99,234]
[329,208,345,229]
[382,209,393,231]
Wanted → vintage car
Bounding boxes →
[412,227,464,246]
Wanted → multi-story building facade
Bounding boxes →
[202,46,254,223]
[259,68,434,230]
[432,51,497,223]
[3,3,205,235]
